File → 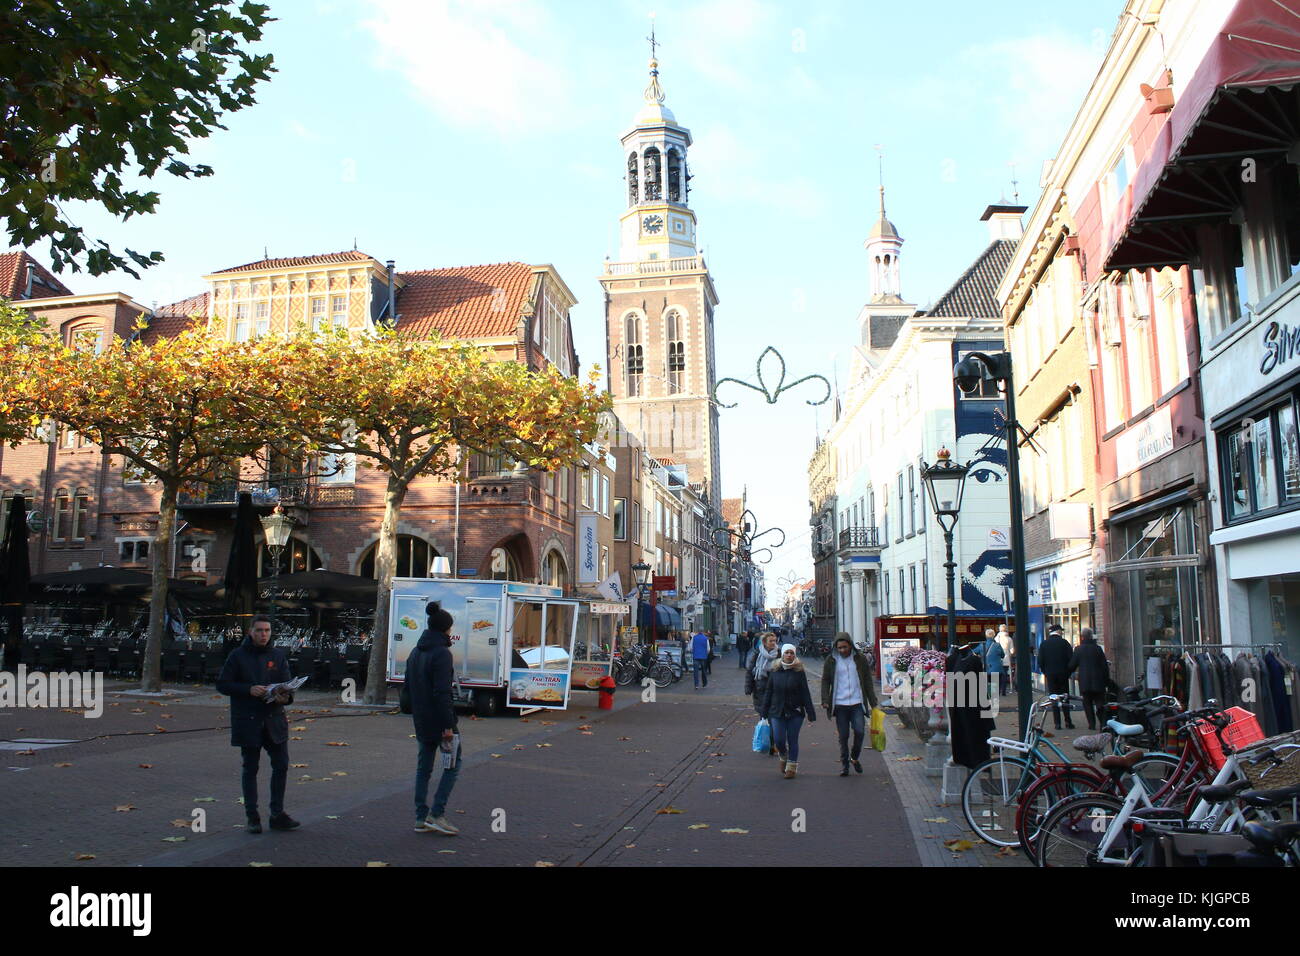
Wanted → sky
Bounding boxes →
[44,0,1125,601]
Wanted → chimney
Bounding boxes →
[980,203,1027,242]
[385,260,396,326]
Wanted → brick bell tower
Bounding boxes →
[600,39,722,501]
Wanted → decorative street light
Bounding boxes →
[259,504,295,631]
[921,448,970,656]
[954,349,1033,734]
[632,560,652,646]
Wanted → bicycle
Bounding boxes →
[962,694,1179,847]
[1033,704,1286,867]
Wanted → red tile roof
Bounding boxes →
[395,262,535,340]
[141,292,209,343]
[210,250,376,274]
[0,250,73,300]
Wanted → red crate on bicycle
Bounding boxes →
[1193,706,1264,770]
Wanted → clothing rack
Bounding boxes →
[1142,642,1283,651]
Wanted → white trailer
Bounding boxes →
[386,578,579,717]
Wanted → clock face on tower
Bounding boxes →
[642,214,664,234]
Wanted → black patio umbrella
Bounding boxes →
[0,495,31,670]
[223,492,257,641]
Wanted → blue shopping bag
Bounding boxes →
[752,718,771,753]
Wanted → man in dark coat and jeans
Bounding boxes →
[216,615,300,834]
[1038,623,1075,729]
[1069,628,1110,730]
[407,601,461,835]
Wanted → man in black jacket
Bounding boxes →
[1038,624,1075,729]
[407,601,460,835]
[216,616,300,833]
[1069,628,1109,730]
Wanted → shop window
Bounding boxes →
[263,538,325,577]
[1219,397,1300,522]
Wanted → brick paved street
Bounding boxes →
[2,650,923,867]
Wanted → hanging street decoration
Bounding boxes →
[713,346,832,409]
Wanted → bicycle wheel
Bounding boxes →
[614,661,637,687]
[1130,752,1180,796]
[650,663,674,689]
[962,755,1035,847]
[1016,768,1104,862]
[1035,792,1131,867]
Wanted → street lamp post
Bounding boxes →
[954,350,1033,735]
[259,504,295,634]
[632,560,652,648]
[920,448,970,656]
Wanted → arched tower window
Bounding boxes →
[625,313,644,396]
[627,153,639,206]
[643,147,662,201]
[667,149,682,203]
[665,309,685,392]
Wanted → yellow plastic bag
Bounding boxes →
[869,707,887,752]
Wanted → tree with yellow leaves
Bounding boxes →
[254,326,609,704]
[24,321,299,691]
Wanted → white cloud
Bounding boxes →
[288,120,324,143]
[360,0,575,137]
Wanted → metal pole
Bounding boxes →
[1003,368,1033,737]
[269,545,281,634]
[944,528,957,653]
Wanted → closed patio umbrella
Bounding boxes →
[223,492,257,644]
[0,495,31,670]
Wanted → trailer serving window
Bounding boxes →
[507,598,578,709]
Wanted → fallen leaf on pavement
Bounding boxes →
[249,862,273,867]
[159,714,173,719]
[994,846,1017,857]
[291,736,303,740]
[709,789,726,793]
[130,709,145,714]
[655,807,684,815]
[490,754,503,759]
[438,850,456,854]
[291,726,307,731]
[15,750,35,756]
[74,853,96,861]
[943,839,976,852]
[688,823,710,830]
[325,741,349,747]
[580,731,593,736]
[291,763,309,769]
[536,743,552,748]
[617,736,631,741]
[153,725,168,733]
[54,762,72,768]
[332,771,348,777]
[365,861,389,867]
[923,817,949,824]
[720,828,749,834]
[541,720,556,726]
[896,756,922,762]
[512,745,525,751]
[114,805,137,812]
[194,797,216,803]
[170,820,190,828]
[624,843,636,848]
[326,815,340,820]
[138,764,153,769]
[577,725,591,730]
[162,836,186,843]
[533,861,555,867]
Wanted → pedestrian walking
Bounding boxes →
[760,643,817,778]
[996,624,1014,695]
[980,627,1005,700]
[406,600,461,835]
[737,630,753,669]
[820,632,878,776]
[1038,623,1075,729]
[216,616,300,834]
[691,627,711,688]
[1069,628,1109,730]
[746,631,780,753]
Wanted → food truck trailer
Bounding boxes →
[387,578,585,717]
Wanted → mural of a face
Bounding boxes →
[958,434,1013,613]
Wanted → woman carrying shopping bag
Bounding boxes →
[746,631,780,755]
[760,643,817,779]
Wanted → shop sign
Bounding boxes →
[507,668,570,709]
[570,660,612,690]
[1116,405,1173,476]
[589,602,630,615]
[1260,319,1300,376]
[1035,556,1094,605]
[1048,502,1091,539]
[576,514,598,584]
[880,637,921,701]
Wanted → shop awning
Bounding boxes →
[638,602,682,633]
[1106,0,1300,271]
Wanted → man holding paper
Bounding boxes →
[217,615,301,833]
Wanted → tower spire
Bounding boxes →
[644,19,665,106]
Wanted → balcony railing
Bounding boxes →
[603,256,706,277]
[179,478,311,508]
[838,526,881,551]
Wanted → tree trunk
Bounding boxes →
[363,474,408,704]
[142,479,180,692]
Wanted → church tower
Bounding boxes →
[602,43,722,502]
[865,185,904,302]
